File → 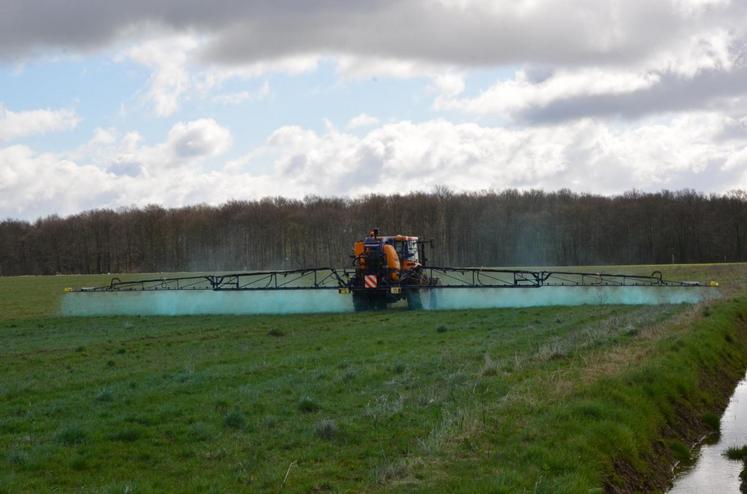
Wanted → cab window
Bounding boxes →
[393,240,406,259]
[407,240,419,262]
[392,240,419,262]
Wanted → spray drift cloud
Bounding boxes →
[61,285,715,317]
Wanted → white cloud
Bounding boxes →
[166,118,232,160]
[126,35,199,117]
[0,105,80,142]
[650,27,736,78]
[5,0,747,224]
[335,55,450,81]
[212,115,747,202]
[0,145,118,220]
[3,114,746,220]
[195,56,319,93]
[432,73,466,97]
[347,113,380,129]
[3,1,747,111]
[334,55,467,100]
[435,20,747,122]
[123,34,312,116]
[437,68,660,117]
[62,118,231,179]
[0,0,709,66]
[25,0,741,123]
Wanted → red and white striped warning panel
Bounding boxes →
[364,274,378,288]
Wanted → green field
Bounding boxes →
[2,264,747,493]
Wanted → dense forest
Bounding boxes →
[1,189,746,275]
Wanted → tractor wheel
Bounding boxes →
[372,293,388,310]
[406,290,423,310]
[352,292,369,312]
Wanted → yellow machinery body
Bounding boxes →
[353,234,418,283]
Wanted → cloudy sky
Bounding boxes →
[2,0,747,220]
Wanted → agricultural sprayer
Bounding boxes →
[63,228,718,316]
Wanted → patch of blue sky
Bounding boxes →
[191,61,524,167]
[197,60,438,138]
[462,65,519,96]
[1,55,522,162]
[1,55,146,150]
[181,60,445,168]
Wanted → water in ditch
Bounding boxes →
[669,371,747,493]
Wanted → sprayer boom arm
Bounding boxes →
[74,267,700,293]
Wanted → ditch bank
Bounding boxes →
[603,297,747,493]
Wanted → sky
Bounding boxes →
[2,0,747,220]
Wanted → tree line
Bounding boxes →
[1,188,746,276]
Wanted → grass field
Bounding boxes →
[2,264,747,493]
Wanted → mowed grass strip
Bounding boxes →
[0,265,746,493]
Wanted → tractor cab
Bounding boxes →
[350,228,430,310]
[353,229,423,278]
[386,236,420,271]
